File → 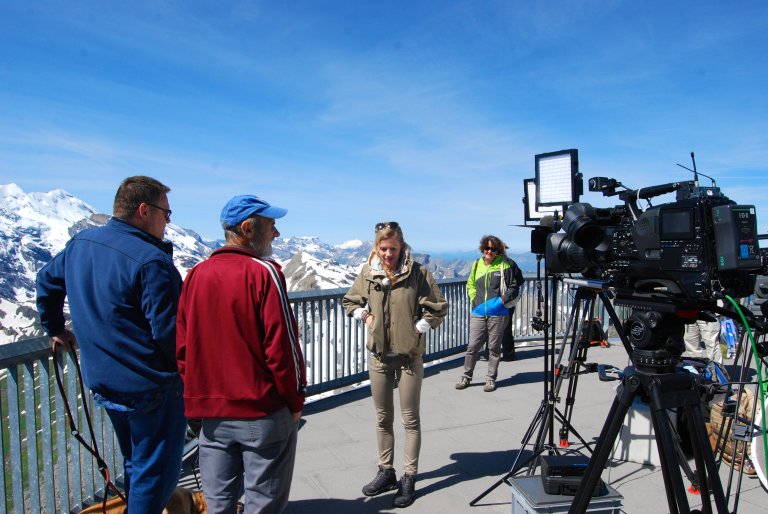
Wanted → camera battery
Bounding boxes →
[540,455,605,496]
[712,204,761,271]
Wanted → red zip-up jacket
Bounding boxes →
[176,246,306,418]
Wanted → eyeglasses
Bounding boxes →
[147,203,172,223]
[482,246,498,253]
[375,221,400,232]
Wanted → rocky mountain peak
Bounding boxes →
[1,184,512,344]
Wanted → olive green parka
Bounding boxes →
[343,250,448,358]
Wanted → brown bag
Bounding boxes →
[78,496,126,514]
[708,389,757,474]
[78,487,206,514]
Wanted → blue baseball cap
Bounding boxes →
[220,195,287,228]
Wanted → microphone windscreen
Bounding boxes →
[540,215,555,228]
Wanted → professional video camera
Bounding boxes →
[546,177,762,303]
[545,175,763,370]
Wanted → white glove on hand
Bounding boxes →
[352,308,366,321]
[415,319,431,333]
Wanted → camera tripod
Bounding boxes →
[713,310,768,505]
[569,365,728,514]
[470,276,631,506]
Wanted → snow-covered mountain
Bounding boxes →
[272,236,373,266]
[2,184,542,344]
[0,184,218,342]
[1,184,442,343]
[1,185,96,341]
[281,251,359,290]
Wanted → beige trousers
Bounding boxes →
[682,319,722,364]
[369,353,423,475]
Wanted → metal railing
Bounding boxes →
[1,275,594,512]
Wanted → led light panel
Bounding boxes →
[535,149,579,206]
[524,179,561,222]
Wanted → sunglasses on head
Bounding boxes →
[375,221,400,232]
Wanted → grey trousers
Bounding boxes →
[369,353,424,475]
[199,409,298,514]
[463,315,508,380]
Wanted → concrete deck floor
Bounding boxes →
[182,341,767,513]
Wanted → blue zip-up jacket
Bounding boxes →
[36,218,182,396]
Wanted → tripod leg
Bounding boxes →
[568,376,638,514]
[554,288,597,447]
[648,373,729,514]
[554,407,593,452]
[685,401,729,514]
[668,411,700,493]
[470,276,565,506]
[599,291,634,360]
[559,343,587,447]
[650,401,689,514]
[469,399,551,506]
[511,399,550,476]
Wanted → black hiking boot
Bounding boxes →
[362,465,398,496]
[393,473,416,508]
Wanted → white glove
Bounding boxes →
[352,308,367,321]
[415,319,431,333]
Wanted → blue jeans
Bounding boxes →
[199,409,298,514]
[103,378,186,514]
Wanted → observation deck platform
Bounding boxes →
[179,341,766,513]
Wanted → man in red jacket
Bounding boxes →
[176,194,306,514]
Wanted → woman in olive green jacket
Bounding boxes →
[343,222,447,508]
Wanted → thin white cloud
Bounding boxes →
[2,0,768,251]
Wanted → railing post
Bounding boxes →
[53,352,71,514]
[7,366,24,514]
[38,358,56,514]
[66,351,83,511]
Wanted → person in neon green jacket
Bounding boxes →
[456,235,524,392]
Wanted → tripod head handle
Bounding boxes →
[598,364,623,382]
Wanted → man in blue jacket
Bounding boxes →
[36,176,186,514]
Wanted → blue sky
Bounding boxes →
[1,1,767,253]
